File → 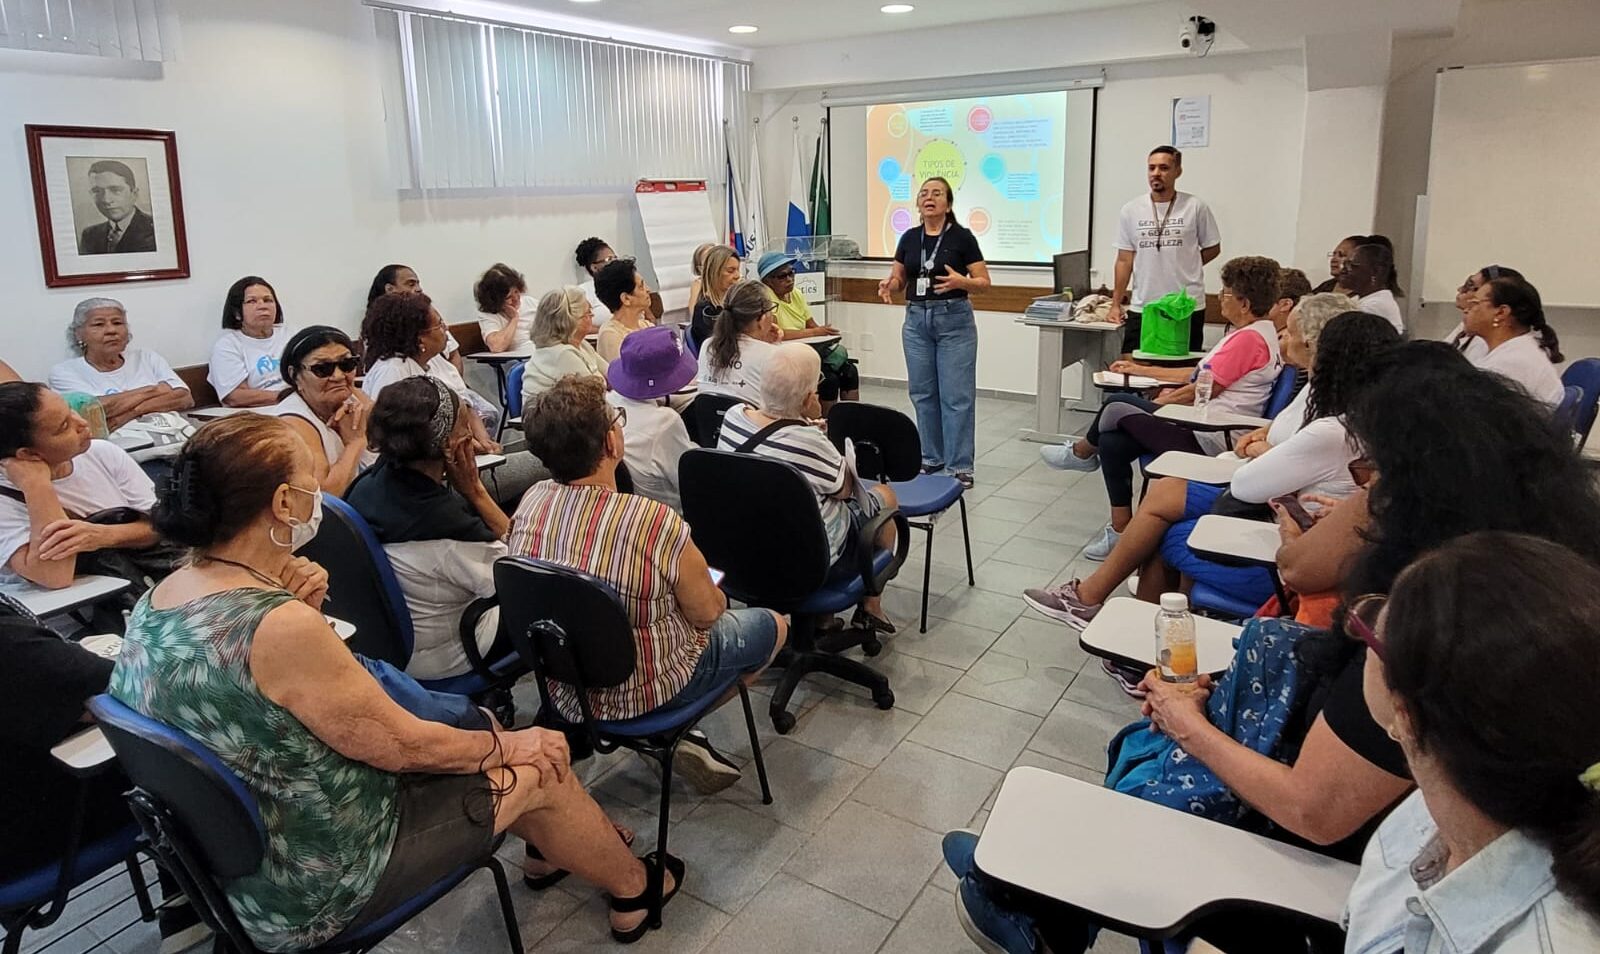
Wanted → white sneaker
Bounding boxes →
[1083,525,1120,562]
[1038,444,1100,472]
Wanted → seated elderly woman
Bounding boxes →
[519,287,607,410]
[48,297,192,430]
[266,326,376,496]
[593,258,657,363]
[510,375,787,794]
[362,292,500,448]
[366,263,465,375]
[697,280,780,405]
[474,263,532,353]
[757,252,856,410]
[0,383,159,589]
[347,378,514,681]
[606,326,696,512]
[109,414,678,949]
[717,343,900,634]
[1461,275,1566,407]
[209,275,292,408]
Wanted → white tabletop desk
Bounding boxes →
[1154,404,1271,431]
[1144,451,1244,485]
[51,726,116,776]
[1092,370,1162,391]
[1078,597,1239,675]
[1189,515,1281,566]
[2,574,130,618]
[975,767,1359,938]
[187,406,248,420]
[1015,317,1124,445]
[1131,349,1207,365]
[802,333,842,346]
[476,453,507,472]
[108,431,155,453]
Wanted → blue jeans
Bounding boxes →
[903,298,978,474]
[659,607,780,710]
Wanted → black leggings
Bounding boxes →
[1086,394,1203,508]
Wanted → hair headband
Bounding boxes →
[425,376,458,452]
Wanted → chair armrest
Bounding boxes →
[854,507,911,597]
[458,596,499,676]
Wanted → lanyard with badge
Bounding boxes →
[1151,197,1176,254]
[915,227,947,297]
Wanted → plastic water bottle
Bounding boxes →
[1155,593,1199,685]
[1193,364,1214,419]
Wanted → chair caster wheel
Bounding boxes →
[873,689,895,710]
[861,637,883,657]
[771,710,796,734]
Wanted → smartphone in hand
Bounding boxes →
[1270,494,1316,532]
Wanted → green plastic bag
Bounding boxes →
[1139,291,1197,356]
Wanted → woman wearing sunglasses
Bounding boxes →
[1343,534,1600,951]
[270,326,376,496]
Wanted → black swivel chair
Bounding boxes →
[679,448,910,732]
[683,392,748,449]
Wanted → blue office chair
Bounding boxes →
[824,402,973,634]
[1262,364,1301,419]
[299,495,527,705]
[1561,358,1600,445]
[1555,385,1584,441]
[1189,581,1269,621]
[87,695,521,954]
[493,556,768,930]
[501,361,527,438]
[679,448,910,732]
[683,323,701,357]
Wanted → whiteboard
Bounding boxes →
[634,179,719,316]
[1422,58,1600,308]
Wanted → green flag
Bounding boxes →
[808,134,830,238]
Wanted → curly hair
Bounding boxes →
[1219,256,1281,317]
[473,263,525,315]
[1276,267,1312,305]
[705,281,772,380]
[524,374,611,482]
[1344,341,1600,598]
[574,237,610,272]
[361,291,433,368]
[1301,311,1398,426]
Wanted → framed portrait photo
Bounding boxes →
[26,124,191,288]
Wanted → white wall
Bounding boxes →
[0,0,667,380]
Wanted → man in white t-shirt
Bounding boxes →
[1340,242,1405,333]
[1111,146,1222,355]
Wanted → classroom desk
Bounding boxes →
[1131,349,1208,366]
[1015,317,1123,444]
[2,574,130,619]
[1077,596,1239,675]
[108,432,155,454]
[974,767,1359,938]
[186,406,248,420]
[476,454,507,472]
[1154,404,1271,432]
[466,351,529,434]
[1187,514,1290,608]
[1144,451,1244,485]
[51,726,116,776]
[1092,370,1162,391]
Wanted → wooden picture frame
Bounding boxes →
[25,124,191,288]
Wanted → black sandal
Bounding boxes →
[852,606,897,636]
[609,851,686,944]
[524,825,636,891]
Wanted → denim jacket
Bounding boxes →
[1343,791,1600,952]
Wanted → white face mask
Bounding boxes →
[282,484,323,551]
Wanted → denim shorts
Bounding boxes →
[660,606,780,710]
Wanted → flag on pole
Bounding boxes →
[723,122,746,256]
[746,122,768,258]
[786,125,810,252]
[808,125,831,241]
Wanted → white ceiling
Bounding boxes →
[491,0,1152,48]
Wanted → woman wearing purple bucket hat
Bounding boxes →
[606,325,697,512]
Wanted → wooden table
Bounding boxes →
[1078,596,1239,675]
[974,767,1358,938]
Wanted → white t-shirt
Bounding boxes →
[1443,322,1491,362]
[579,279,613,326]
[697,336,778,406]
[208,326,291,398]
[361,355,499,429]
[48,350,186,397]
[1358,290,1405,333]
[0,440,156,573]
[607,392,693,512]
[1231,413,1359,504]
[384,537,506,681]
[1115,191,1221,310]
[1473,332,1566,408]
[267,392,378,472]
[476,310,533,353]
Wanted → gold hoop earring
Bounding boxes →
[268,524,293,549]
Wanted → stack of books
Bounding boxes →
[1024,292,1076,322]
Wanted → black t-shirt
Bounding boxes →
[0,618,132,879]
[893,223,985,302]
[690,296,719,346]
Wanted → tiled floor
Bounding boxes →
[23,385,1149,954]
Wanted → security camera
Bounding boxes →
[1179,15,1216,56]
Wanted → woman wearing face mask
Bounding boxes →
[877,176,991,488]
[268,326,376,497]
[109,414,673,950]
[209,275,293,407]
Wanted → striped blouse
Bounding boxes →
[507,481,707,720]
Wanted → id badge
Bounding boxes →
[915,276,930,296]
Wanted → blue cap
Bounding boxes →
[756,251,798,279]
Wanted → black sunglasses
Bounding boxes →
[305,356,360,378]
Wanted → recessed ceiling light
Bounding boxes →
[728,24,758,33]
[881,3,915,12]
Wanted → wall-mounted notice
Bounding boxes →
[1172,96,1211,148]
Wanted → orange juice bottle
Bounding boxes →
[1155,593,1198,684]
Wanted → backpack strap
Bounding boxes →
[735,417,806,453]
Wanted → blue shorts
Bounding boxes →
[1158,482,1275,605]
[659,607,780,710]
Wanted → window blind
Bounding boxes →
[380,7,749,192]
[0,0,177,60]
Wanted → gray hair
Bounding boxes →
[532,286,590,348]
[1292,292,1356,356]
[760,343,822,418]
[68,297,127,353]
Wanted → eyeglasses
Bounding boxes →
[305,356,360,378]
[1343,594,1387,661]
[1218,290,1238,300]
[610,407,628,429]
[1347,457,1376,488]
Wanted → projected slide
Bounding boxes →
[864,92,1067,262]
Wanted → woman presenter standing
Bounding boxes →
[878,177,990,487]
